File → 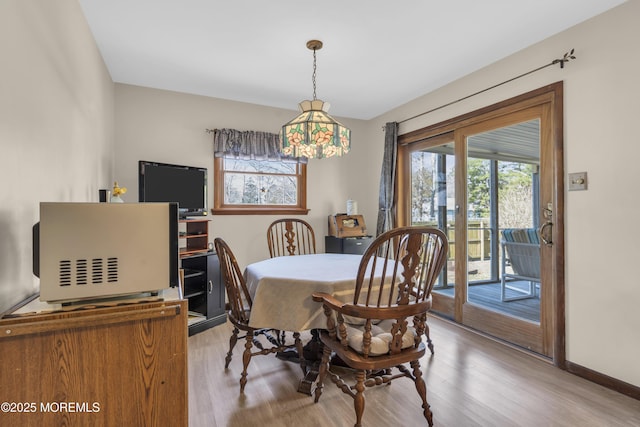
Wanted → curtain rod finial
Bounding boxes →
[552,48,576,69]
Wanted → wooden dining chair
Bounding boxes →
[213,237,304,393]
[311,226,448,427]
[266,218,316,257]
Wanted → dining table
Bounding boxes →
[243,253,366,332]
[243,252,400,395]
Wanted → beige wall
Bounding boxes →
[114,84,369,268]
[0,0,115,314]
[3,0,638,392]
[369,1,640,387]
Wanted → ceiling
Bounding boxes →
[78,0,625,120]
[427,119,540,164]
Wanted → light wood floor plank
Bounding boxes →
[188,316,640,427]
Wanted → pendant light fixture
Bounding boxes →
[280,40,351,159]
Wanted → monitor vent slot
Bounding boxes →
[107,257,119,283]
[57,258,119,287]
[76,259,88,285]
[92,258,103,284]
[59,260,71,286]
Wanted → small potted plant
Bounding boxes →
[111,181,127,203]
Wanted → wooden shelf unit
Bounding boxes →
[179,218,209,257]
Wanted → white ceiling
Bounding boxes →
[78,0,625,120]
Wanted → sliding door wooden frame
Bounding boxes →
[397,82,565,366]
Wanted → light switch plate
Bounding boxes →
[568,172,588,191]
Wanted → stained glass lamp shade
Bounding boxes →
[280,99,350,159]
[280,40,351,159]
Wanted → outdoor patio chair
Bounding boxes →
[500,228,540,302]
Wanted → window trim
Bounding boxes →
[211,157,309,215]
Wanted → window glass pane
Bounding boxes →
[466,157,492,282]
[223,172,298,206]
[214,155,306,214]
[497,160,537,229]
[410,152,454,223]
[410,148,455,288]
[465,119,541,323]
[224,158,297,174]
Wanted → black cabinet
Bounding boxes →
[325,235,373,255]
[181,251,226,336]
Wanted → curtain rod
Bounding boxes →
[396,48,576,126]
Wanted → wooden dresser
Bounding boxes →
[0,298,188,427]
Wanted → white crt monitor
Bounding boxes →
[36,202,179,303]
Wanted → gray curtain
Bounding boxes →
[213,128,305,163]
[376,122,398,236]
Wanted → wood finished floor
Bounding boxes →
[188,317,640,427]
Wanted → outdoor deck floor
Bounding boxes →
[433,280,540,322]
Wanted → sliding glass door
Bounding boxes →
[397,84,563,361]
[464,118,540,323]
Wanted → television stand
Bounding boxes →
[178,219,226,335]
[181,251,226,335]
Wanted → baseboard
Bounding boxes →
[431,313,640,401]
[188,313,227,336]
[565,361,640,401]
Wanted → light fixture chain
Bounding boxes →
[312,48,317,100]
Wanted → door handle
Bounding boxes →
[208,280,213,294]
[538,221,553,246]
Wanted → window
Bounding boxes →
[210,128,308,215]
[213,157,308,215]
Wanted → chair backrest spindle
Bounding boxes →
[214,238,253,324]
[267,218,316,257]
[354,227,448,310]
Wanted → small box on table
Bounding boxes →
[328,214,367,238]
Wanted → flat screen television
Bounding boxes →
[138,160,208,218]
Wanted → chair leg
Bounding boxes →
[314,345,331,403]
[425,321,434,355]
[225,326,239,369]
[240,333,254,393]
[293,331,306,376]
[353,370,366,427]
[410,359,433,427]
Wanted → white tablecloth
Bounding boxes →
[244,253,364,331]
